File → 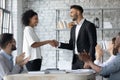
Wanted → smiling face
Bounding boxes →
[70,8,82,21]
[70,8,78,21]
[29,15,38,27]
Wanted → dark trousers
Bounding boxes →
[26,58,42,71]
[72,54,84,70]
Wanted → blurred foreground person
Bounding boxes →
[0,33,29,80]
[79,32,120,80]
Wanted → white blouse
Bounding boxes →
[23,26,41,60]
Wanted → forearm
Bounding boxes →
[31,40,51,48]
[6,65,22,75]
[89,61,102,73]
[59,42,73,50]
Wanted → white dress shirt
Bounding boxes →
[75,18,85,54]
[58,18,85,54]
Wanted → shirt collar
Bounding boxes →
[116,53,120,55]
[0,49,13,61]
[75,18,85,25]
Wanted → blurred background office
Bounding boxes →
[0,0,120,80]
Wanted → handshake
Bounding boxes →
[48,40,59,47]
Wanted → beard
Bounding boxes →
[113,47,118,55]
[113,43,120,55]
[11,45,17,51]
[72,18,77,21]
[72,14,78,21]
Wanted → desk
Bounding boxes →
[4,73,95,80]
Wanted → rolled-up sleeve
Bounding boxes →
[99,57,120,76]
[24,28,36,47]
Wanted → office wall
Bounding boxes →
[22,0,120,70]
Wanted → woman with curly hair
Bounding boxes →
[22,10,54,71]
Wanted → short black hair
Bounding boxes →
[22,9,38,26]
[0,33,13,49]
[118,32,120,36]
[70,5,84,13]
[112,37,116,44]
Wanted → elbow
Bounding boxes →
[31,42,38,48]
[31,45,36,48]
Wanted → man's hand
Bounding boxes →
[19,57,29,67]
[49,40,59,47]
[16,52,29,67]
[79,51,92,69]
[53,40,59,47]
[48,40,55,47]
[79,50,91,62]
[84,63,90,69]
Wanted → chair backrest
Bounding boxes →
[26,58,42,71]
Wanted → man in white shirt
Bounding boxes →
[0,33,29,80]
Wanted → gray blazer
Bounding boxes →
[100,53,120,80]
[0,52,22,80]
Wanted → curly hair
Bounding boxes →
[22,9,38,26]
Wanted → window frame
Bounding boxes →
[0,0,6,9]
[0,8,10,34]
[0,9,3,34]
[2,10,10,33]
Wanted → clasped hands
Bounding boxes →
[16,52,30,67]
[79,50,92,69]
[48,40,93,69]
[48,40,59,47]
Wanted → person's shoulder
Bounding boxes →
[116,54,120,58]
[0,53,4,62]
[84,19,96,29]
[24,26,33,32]
[112,54,120,63]
[84,19,94,25]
